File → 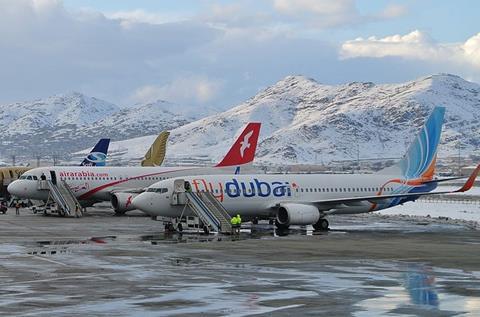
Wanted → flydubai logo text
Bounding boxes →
[192,178,291,202]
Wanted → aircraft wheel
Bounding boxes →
[313,218,329,231]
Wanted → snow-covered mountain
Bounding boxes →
[0,92,119,136]
[0,93,191,159]
[106,73,480,166]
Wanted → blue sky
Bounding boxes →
[1,0,479,109]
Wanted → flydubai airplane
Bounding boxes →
[131,107,480,230]
[8,123,261,214]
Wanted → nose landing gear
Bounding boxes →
[313,218,329,231]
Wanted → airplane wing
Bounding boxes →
[421,176,466,184]
[141,131,170,167]
[110,188,145,194]
[310,164,480,207]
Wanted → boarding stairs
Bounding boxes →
[185,191,232,234]
[171,179,232,234]
[45,180,82,217]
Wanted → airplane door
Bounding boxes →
[50,171,57,185]
[292,184,300,198]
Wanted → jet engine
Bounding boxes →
[276,203,320,228]
[111,192,139,215]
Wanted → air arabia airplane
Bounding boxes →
[7,123,261,215]
[131,107,480,230]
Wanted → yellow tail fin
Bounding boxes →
[141,131,170,167]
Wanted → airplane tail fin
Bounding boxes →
[215,122,261,167]
[80,138,110,166]
[378,106,445,180]
[141,131,170,167]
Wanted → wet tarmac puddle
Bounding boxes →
[1,223,479,316]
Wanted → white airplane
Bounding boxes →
[7,122,261,214]
[131,106,480,230]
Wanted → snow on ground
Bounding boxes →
[379,201,480,225]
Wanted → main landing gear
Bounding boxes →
[313,218,329,231]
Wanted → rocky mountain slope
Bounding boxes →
[104,74,480,166]
[0,93,191,160]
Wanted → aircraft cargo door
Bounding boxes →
[50,171,57,185]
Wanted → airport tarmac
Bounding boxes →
[0,207,479,316]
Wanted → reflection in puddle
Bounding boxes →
[139,225,327,244]
[354,263,480,316]
[404,265,438,307]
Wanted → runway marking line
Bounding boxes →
[0,272,123,287]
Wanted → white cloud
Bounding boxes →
[272,0,407,28]
[0,0,221,104]
[0,0,477,110]
[274,0,355,16]
[463,33,480,67]
[340,30,480,69]
[107,9,185,27]
[132,76,223,105]
[379,4,408,19]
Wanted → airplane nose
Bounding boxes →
[7,180,21,197]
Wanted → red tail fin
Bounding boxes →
[215,122,261,167]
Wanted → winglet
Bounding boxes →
[455,164,480,192]
[215,122,261,167]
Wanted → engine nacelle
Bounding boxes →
[111,192,139,214]
[276,203,320,226]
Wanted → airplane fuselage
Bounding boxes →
[7,166,234,203]
[132,173,437,218]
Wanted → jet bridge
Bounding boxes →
[171,179,232,234]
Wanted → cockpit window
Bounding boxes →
[19,175,27,180]
[32,176,38,180]
[27,176,32,180]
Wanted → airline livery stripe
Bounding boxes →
[78,168,197,200]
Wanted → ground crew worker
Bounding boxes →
[236,214,242,226]
[75,203,81,218]
[15,201,20,215]
[231,215,240,235]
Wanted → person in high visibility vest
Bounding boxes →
[231,214,240,234]
[236,214,242,226]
